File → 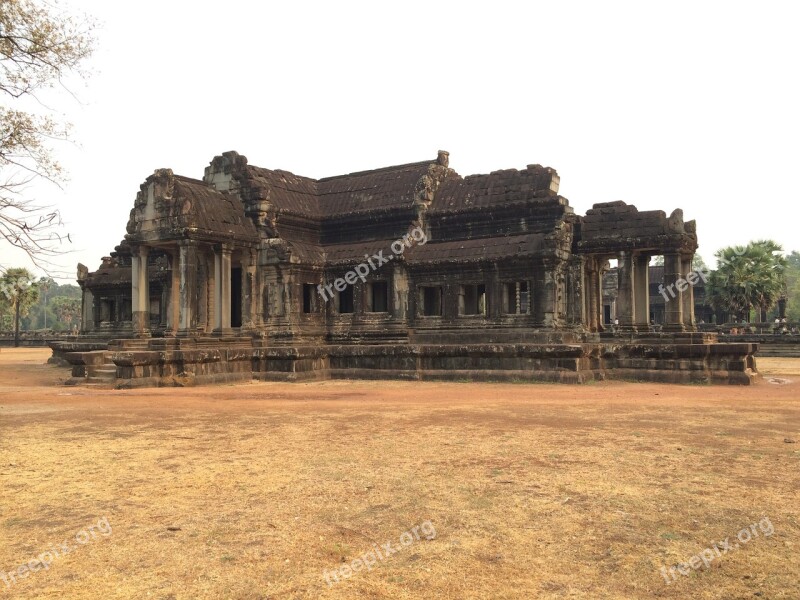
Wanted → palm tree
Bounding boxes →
[707,246,751,321]
[0,268,39,346]
[750,240,787,322]
[706,241,786,324]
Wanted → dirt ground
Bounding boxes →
[1,348,798,599]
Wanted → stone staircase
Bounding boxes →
[64,350,117,386]
[86,353,117,384]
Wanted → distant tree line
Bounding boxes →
[0,269,81,344]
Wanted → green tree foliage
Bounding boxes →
[0,266,38,345]
[1,0,95,265]
[784,251,800,322]
[48,295,79,331]
[651,254,708,271]
[23,276,81,329]
[706,240,787,323]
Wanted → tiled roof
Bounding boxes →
[407,233,547,264]
[173,176,259,242]
[244,161,434,218]
[245,167,319,217]
[316,161,432,216]
[323,239,401,265]
[89,265,131,285]
[430,164,559,212]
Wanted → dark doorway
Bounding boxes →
[604,304,612,325]
[338,287,354,313]
[421,286,443,316]
[369,281,389,312]
[231,267,242,327]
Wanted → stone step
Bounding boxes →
[85,377,115,385]
[92,368,117,376]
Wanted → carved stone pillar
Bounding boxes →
[597,259,609,332]
[80,287,94,333]
[634,254,651,331]
[539,260,559,328]
[682,253,696,331]
[662,252,685,332]
[241,249,257,330]
[584,257,600,332]
[131,245,150,338]
[616,251,636,331]
[165,250,180,336]
[177,240,198,335]
[214,244,232,334]
[392,264,409,322]
[565,255,586,328]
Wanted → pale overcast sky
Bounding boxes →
[2,0,798,281]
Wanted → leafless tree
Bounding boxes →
[1,0,95,268]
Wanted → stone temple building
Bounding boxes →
[53,151,758,386]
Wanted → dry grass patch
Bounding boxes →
[0,348,798,598]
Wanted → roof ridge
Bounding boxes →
[316,159,433,182]
[173,174,207,185]
[247,165,318,183]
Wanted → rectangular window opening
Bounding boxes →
[302,284,316,314]
[461,284,486,316]
[369,281,389,313]
[421,286,442,317]
[338,286,354,313]
[503,281,530,314]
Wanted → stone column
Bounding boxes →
[539,261,558,328]
[213,248,222,331]
[131,248,139,318]
[616,251,636,331]
[662,252,685,332]
[634,254,651,332]
[165,250,180,336]
[566,256,585,328]
[213,244,232,334]
[586,258,600,332]
[597,259,608,331]
[682,253,696,331]
[131,245,150,338]
[392,265,409,322]
[81,288,94,333]
[178,240,198,335]
[241,249,257,331]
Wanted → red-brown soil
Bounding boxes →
[1,349,798,599]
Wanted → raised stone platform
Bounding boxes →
[51,333,759,388]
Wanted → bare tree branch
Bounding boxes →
[0,0,95,271]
